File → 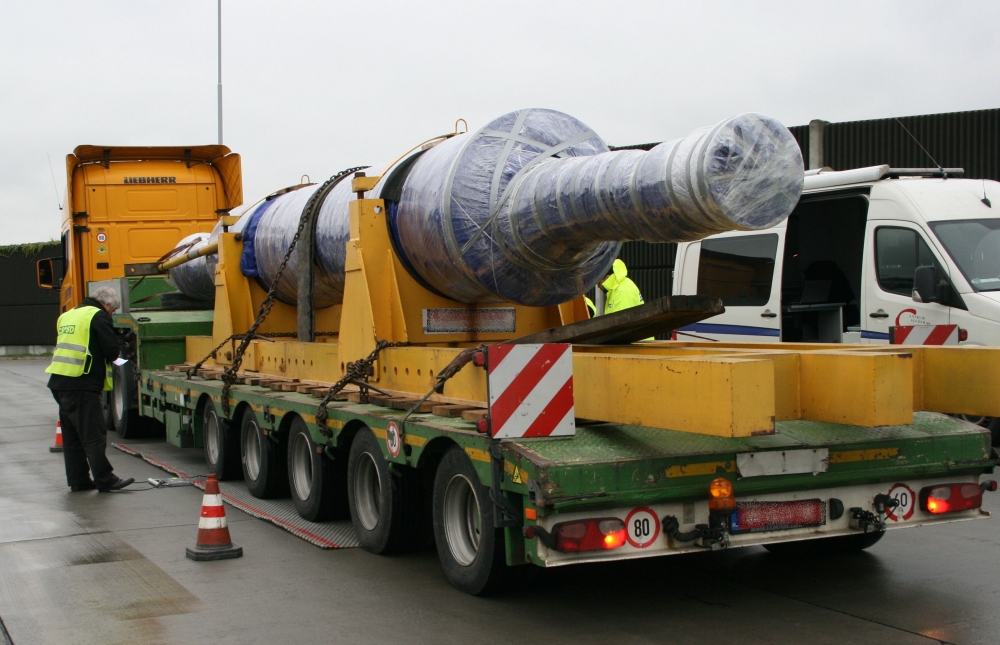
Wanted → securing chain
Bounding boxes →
[314,339,411,434]
[184,166,368,415]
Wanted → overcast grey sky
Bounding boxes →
[2,1,998,245]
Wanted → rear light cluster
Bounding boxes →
[552,518,626,552]
[920,483,984,514]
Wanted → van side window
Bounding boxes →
[697,234,778,306]
[874,227,941,296]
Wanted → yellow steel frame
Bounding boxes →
[186,179,1000,439]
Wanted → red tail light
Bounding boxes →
[958,328,968,342]
[920,483,982,514]
[553,518,626,552]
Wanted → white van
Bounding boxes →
[672,166,1000,347]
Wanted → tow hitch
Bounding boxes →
[662,514,732,550]
[849,493,899,533]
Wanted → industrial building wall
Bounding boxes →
[0,242,61,353]
[614,107,1000,299]
[789,108,1000,179]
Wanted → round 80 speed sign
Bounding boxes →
[624,507,660,548]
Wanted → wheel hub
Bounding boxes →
[291,433,313,501]
[244,420,261,480]
[354,453,381,531]
[443,474,481,566]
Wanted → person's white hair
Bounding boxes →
[90,286,121,313]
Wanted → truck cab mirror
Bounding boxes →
[912,265,939,303]
[36,258,55,289]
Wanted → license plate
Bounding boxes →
[729,499,826,533]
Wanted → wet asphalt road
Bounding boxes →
[0,358,998,645]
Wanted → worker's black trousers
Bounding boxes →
[51,390,117,488]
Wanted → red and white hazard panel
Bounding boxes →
[889,325,963,345]
[487,343,575,439]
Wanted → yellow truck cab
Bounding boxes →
[39,145,242,312]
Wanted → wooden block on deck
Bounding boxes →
[369,394,403,408]
[387,399,436,413]
[270,381,301,392]
[165,364,190,372]
[346,392,363,403]
[432,404,476,418]
[460,409,489,422]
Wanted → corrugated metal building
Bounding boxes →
[614,107,1000,299]
[0,242,61,353]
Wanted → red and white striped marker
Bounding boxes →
[889,325,961,345]
[487,343,575,439]
[185,474,243,561]
[49,421,63,453]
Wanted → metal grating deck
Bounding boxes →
[112,441,359,549]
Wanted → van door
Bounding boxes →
[863,222,951,343]
[677,232,782,342]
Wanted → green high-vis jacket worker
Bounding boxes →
[601,259,644,315]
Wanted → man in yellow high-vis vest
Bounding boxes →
[46,287,133,492]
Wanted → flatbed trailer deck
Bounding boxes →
[140,366,994,570]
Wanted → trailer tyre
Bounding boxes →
[241,409,288,498]
[763,530,885,556]
[202,399,241,480]
[432,445,509,596]
[110,361,141,438]
[347,429,415,554]
[288,417,346,521]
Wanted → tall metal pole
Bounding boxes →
[217,0,223,145]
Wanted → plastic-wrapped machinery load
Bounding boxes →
[169,108,804,308]
[167,232,214,301]
[166,207,250,302]
[393,109,803,305]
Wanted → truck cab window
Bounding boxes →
[696,234,778,306]
[875,227,941,296]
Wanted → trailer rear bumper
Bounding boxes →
[531,475,991,567]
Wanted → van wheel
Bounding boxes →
[202,399,241,480]
[763,531,884,556]
[433,445,509,596]
[288,417,346,521]
[111,362,141,439]
[347,429,418,554]
[241,409,288,498]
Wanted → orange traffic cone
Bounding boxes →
[186,474,243,561]
[49,421,63,453]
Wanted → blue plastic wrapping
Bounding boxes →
[392,109,803,306]
[251,179,355,307]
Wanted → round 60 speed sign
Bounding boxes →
[886,483,915,522]
[624,507,660,548]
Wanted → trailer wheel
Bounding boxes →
[347,429,416,554]
[763,530,885,556]
[241,408,288,498]
[202,399,241,480]
[110,362,141,438]
[288,417,346,521]
[433,445,508,596]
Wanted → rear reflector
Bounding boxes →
[553,518,626,552]
[729,500,826,533]
[920,483,983,514]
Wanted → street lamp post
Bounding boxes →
[217,0,223,145]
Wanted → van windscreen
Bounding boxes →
[930,219,1000,292]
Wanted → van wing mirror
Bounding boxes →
[912,265,939,303]
[36,258,55,289]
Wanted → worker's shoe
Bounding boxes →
[70,481,96,492]
[98,477,135,492]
